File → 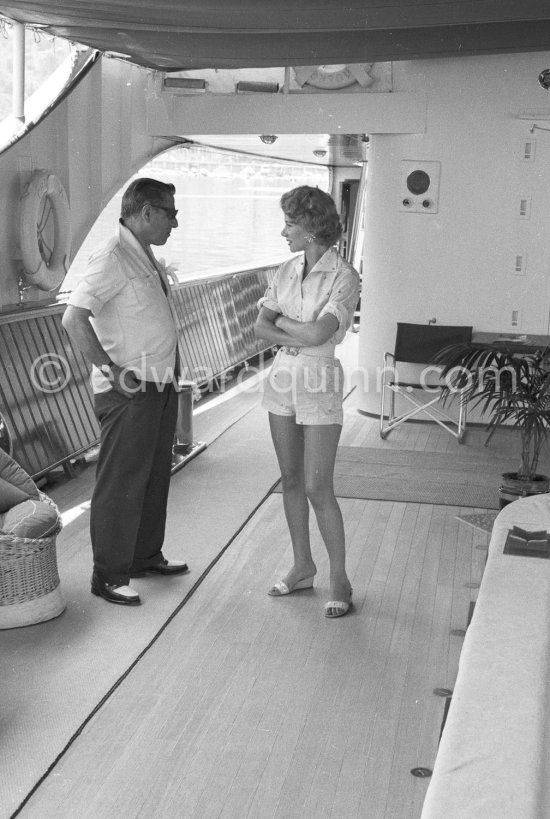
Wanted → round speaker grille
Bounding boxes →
[406,169,430,195]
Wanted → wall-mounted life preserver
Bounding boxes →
[19,170,71,292]
[293,64,374,90]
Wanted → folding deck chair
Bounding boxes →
[380,322,473,443]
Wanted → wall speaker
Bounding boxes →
[399,160,441,213]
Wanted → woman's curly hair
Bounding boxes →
[280,186,343,246]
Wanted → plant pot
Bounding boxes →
[498,472,550,509]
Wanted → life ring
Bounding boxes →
[19,170,71,291]
[293,64,374,90]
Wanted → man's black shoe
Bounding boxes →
[91,576,141,605]
[130,559,189,577]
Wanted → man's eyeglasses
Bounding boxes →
[150,203,178,220]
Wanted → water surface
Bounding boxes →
[65,151,328,288]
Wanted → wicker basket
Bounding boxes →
[0,495,65,629]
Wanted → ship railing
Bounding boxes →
[0,262,279,478]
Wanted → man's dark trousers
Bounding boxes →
[90,381,178,585]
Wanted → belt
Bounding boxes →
[279,346,336,359]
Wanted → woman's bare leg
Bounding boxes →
[303,424,352,604]
[268,413,317,587]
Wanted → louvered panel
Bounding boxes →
[0,307,99,477]
[3,320,67,472]
[231,265,278,357]
[45,316,98,454]
[172,283,221,382]
[0,322,46,470]
[0,264,277,476]
[209,277,247,362]
[171,269,270,383]
[195,281,234,373]
[23,316,93,453]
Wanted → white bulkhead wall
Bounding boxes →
[357,51,550,414]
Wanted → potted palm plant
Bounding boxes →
[432,341,550,507]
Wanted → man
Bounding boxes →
[62,178,189,606]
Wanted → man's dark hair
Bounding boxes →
[120,178,176,219]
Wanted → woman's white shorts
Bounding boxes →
[261,348,344,426]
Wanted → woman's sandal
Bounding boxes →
[324,588,353,618]
[267,576,314,596]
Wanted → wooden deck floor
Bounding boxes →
[2,338,541,819]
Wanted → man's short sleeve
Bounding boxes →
[67,248,126,315]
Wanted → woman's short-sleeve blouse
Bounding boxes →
[258,247,360,346]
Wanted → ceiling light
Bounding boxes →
[259,135,278,145]
[313,149,327,158]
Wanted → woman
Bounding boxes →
[254,186,361,618]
